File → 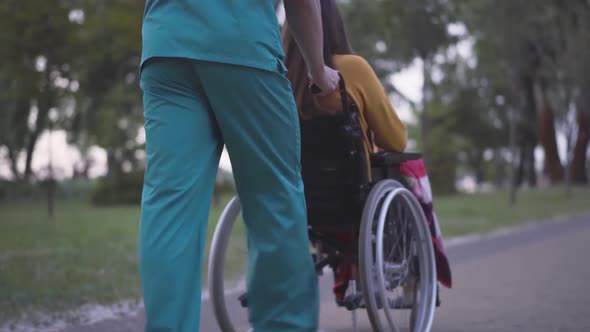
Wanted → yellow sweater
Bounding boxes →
[313,54,408,177]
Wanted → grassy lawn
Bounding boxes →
[435,187,590,237]
[1,187,590,322]
[0,193,235,323]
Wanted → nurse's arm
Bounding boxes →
[283,0,338,94]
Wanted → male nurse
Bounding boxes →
[139,0,338,331]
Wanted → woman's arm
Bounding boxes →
[345,56,407,152]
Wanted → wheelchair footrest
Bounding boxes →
[338,292,364,311]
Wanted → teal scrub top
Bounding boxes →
[141,0,284,72]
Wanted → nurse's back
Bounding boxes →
[142,0,284,72]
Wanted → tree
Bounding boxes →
[67,0,144,178]
[456,0,574,200]
[343,0,456,169]
[571,101,589,184]
[0,0,78,181]
[341,0,590,194]
[558,1,590,184]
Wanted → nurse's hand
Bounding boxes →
[309,66,339,96]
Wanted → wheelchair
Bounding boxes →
[208,79,437,332]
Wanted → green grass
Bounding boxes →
[1,187,590,322]
[435,187,590,237]
[0,194,234,322]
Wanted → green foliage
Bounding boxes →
[438,62,509,185]
[424,101,459,194]
[344,0,462,186]
[67,0,144,176]
[458,0,590,188]
[1,0,588,193]
[342,0,456,71]
[91,171,143,206]
[341,0,590,190]
[0,0,144,181]
[0,0,80,180]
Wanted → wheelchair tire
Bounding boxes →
[358,180,437,332]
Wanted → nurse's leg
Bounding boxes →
[194,60,318,332]
[140,58,222,332]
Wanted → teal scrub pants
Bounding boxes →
[139,58,319,332]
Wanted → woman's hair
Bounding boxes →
[282,0,353,116]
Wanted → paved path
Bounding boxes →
[59,213,590,332]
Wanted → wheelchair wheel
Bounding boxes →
[208,196,249,332]
[359,180,437,332]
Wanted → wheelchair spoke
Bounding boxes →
[383,262,403,274]
[359,180,437,332]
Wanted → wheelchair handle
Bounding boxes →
[309,73,353,117]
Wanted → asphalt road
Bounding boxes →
[58,213,590,332]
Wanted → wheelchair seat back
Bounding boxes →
[300,77,369,231]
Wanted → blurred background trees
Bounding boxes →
[0,0,77,182]
[342,0,590,196]
[0,0,589,204]
[0,0,144,203]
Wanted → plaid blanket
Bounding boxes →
[332,158,452,301]
[396,159,452,288]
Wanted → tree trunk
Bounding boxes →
[24,93,51,181]
[570,111,589,184]
[6,145,22,181]
[524,142,537,186]
[106,148,122,178]
[522,75,538,187]
[514,148,525,187]
[494,149,506,188]
[469,151,484,187]
[474,166,484,187]
[509,107,519,205]
[538,109,563,183]
[23,110,48,181]
[420,58,433,168]
[535,82,563,183]
[513,145,536,187]
[564,131,573,198]
[79,157,91,179]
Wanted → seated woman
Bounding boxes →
[282,0,452,302]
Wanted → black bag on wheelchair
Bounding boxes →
[300,77,369,231]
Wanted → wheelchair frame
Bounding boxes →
[208,77,437,331]
[208,154,437,332]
